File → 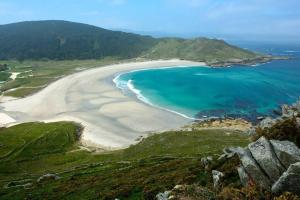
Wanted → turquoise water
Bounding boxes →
[115,43,300,121]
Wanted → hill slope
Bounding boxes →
[0,20,261,63]
[0,20,157,60]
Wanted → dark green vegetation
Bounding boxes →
[253,117,300,147]
[0,20,261,63]
[0,21,156,60]
[0,122,249,199]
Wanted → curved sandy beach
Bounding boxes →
[0,59,204,149]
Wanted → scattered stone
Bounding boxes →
[201,156,213,168]
[4,179,32,189]
[236,148,271,189]
[237,166,250,187]
[156,191,171,200]
[37,173,60,183]
[248,137,285,183]
[272,162,300,196]
[173,185,184,191]
[212,170,224,189]
[270,140,300,169]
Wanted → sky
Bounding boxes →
[0,0,299,42]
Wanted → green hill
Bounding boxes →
[0,20,262,63]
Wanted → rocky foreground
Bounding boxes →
[157,100,300,200]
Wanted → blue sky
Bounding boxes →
[0,0,299,41]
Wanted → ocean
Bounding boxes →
[114,42,300,121]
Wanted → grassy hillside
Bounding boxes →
[142,38,258,63]
[0,20,261,63]
[0,122,249,199]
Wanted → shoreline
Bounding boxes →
[0,59,204,150]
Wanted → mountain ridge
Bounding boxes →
[0,20,264,64]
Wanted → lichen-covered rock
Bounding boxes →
[212,170,224,189]
[237,148,271,189]
[270,140,300,169]
[248,137,285,183]
[272,162,300,196]
[237,166,250,187]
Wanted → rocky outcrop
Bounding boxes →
[272,162,300,196]
[259,117,277,129]
[233,137,300,194]
[248,137,285,182]
[236,147,271,189]
[270,140,300,169]
[156,191,171,200]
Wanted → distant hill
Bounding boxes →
[0,20,261,63]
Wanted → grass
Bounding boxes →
[0,122,249,199]
[0,58,123,97]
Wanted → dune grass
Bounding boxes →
[0,58,122,97]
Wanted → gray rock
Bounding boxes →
[272,162,300,196]
[212,170,224,189]
[270,140,300,169]
[259,117,277,129]
[218,147,243,160]
[201,156,213,168]
[248,137,285,183]
[282,105,294,118]
[156,191,171,200]
[237,148,271,189]
[237,166,250,187]
[37,173,60,183]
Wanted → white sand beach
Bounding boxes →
[0,59,205,149]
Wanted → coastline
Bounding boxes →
[0,59,204,150]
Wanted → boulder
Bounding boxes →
[212,170,224,189]
[156,191,171,200]
[237,166,250,187]
[270,140,300,169]
[237,148,271,189]
[259,117,277,129]
[248,137,285,183]
[37,173,60,183]
[218,147,244,160]
[272,162,300,196]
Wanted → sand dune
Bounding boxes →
[0,60,204,149]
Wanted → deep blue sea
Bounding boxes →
[115,42,300,121]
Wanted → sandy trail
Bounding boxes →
[0,60,204,149]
